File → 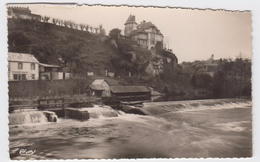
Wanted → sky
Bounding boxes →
[11,4,252,63]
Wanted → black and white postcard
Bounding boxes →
[5,3,254,160]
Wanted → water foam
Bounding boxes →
[9,111,49,125]
[176,101,251,112]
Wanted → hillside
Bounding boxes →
[7,18,193,93]
[8,18,120,75]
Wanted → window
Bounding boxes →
[22,74,26,80]
[13,74,18,80]
[13,74,27,81]
[31,63,35,70]
[18,62,23,70]
[32,74,35,80]
[52,68,58,72]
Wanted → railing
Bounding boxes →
[37,98,65,109]
[9,98,95,112]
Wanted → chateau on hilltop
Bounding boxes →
[124,14,164,53]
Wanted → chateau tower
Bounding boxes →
[124,14,137,36]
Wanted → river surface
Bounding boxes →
[9,99,252,160]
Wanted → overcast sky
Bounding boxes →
[13,4,251,63]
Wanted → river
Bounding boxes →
[9,98,252,159]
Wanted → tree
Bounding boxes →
[8,31,31,52]
[85,25,89,32]
[52,18,58,25]
[109,28,121,40]
[99,24,105,35]
[79,24,85,30]
[195,74,213,90]
[57,19,63,26]
[234,53,251,96]
[67,21,74,28]
[63,21,69,27]
[99,24,103,30]
[42,16,50,23]
[190,75,197,88]
[73,23,78,29]
[100,29,106,36]
[212,54,251,98]
[94,28,99,34]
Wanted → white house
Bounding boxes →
[124,15,164,53]
[8,52,39,81]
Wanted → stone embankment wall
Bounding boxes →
[9,79,92,99]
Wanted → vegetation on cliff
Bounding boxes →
[7,18,251,98]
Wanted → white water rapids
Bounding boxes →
[9,99,252,159]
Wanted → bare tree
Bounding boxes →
[99,24,103,33]
[99,24,106,35]
[42,16,50,23]
[46,16,50,23]
[85,25,89,32]
[63,20,69,27]
[94,28,99,34]
[73,23,78,29]
[79,24,84,30]
[57,19,63,26]
[52,18,59,25]
[67,21,73,28]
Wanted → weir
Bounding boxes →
[9,99,250,125]
[9,111,58,125]
[65,105,118,120]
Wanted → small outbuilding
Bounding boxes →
[109,86,151,101]
[88,79,110,97]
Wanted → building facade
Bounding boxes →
[7,7,41,21]
[8,52,39,81]
[124,15,163,53]
[39,63,71,80]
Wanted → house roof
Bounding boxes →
[125,14,137,25]
[110,86,151,93]
[130,21,162,36]
[138,21,157,30]
[130,30,147,36]
[39,63,61,68]
[92,79,107,85]
[8,52,39,63]
[89,84,104,91]
[30,13,41,18]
